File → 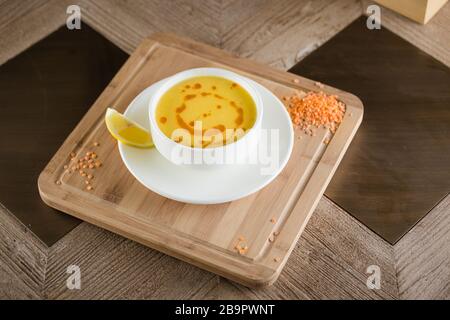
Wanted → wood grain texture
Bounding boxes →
[45,223,216,299]
[79,0,222,54]
[200,198,397,300]
[0,205,46,299]
[221,0,362,69]
[78,0,362,70]
[395,194,450,299]
[0,189,398,299]
[1,0,450,299]
[37,33,363,287]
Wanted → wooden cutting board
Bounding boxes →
[38,33,363,287]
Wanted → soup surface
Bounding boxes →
[156,76,257,148]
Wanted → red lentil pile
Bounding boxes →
[286,91,346,135]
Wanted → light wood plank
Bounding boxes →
[221,0,362,69]
[79,0,222,54]
[0,205,47,299]
[395,194,450,299]
[45,223,215,299]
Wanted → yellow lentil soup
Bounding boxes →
[156,76,257,148]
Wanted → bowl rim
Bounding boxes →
[148,67,264,152]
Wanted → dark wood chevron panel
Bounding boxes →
[290,16,450,244]
[0,24,128,245]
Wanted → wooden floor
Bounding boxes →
[0,0,449,299]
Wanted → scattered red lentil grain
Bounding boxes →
[274,257,280,262]
[55,180,61,185]
[67,147,103,191]
[93,142,100,147]
[235,237,248,255]
[268,235,275,243]
[236,244,248,255]
[270,218,276,224]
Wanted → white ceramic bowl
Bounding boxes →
[148,68,263,167]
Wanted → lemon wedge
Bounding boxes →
[105,108,154,148]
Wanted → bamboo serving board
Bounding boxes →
[38,33,363,287]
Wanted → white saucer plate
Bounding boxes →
[119,77,294,204]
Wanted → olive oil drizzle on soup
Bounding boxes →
[156,76,256,148]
